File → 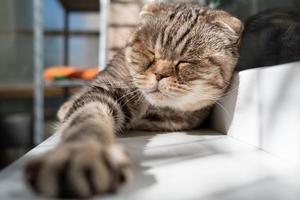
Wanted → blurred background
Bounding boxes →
[0,0,299,169]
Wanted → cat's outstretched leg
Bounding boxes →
[25,88,133,198]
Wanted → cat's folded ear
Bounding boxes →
[210,11,244,36]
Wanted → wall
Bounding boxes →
[212,62,300,165]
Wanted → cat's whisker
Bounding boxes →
[222,79,232,85]
[195,94,221,101]
[189,95,232,119]
[220,85,239,97]
[171,82,191,89]
[117,91,138,102]
[135,93,145,105]
[116,89,139,103]
[121,94,137,108]
[120,92,141,110]
[214,100,232,119]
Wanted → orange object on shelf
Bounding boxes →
[70,68,99,80]
[43,66,99,80]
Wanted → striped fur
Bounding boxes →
[25,3,243,198]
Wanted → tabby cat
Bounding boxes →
[25,3,243,198]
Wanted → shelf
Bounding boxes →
[45,79,88,88]
[44,30,99,37]
[0,85,77,99]
[9,29,100,37]
[58,0,140,12]
[59,0,100,12]
[1,24,136,37]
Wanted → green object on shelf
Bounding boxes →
[211,0,221,8]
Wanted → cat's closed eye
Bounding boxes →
[176,60,193,67]
[206,56,223,67]
[147,60,155,68]
[174,60,190,76]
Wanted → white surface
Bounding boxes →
[212,61,300,164]
[0,131,299,200]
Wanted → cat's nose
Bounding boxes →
[154,73,167,81]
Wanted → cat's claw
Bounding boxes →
[24,141,132,198]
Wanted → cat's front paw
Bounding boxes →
[24,141,132,198]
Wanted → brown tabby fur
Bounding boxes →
[25,3,243,198]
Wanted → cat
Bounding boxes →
[25,3,243,198]
[237,8,300,70]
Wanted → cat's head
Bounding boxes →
[125,3,243,111]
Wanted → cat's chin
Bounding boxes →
[144,90,214,112]
[144,91,176,107]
